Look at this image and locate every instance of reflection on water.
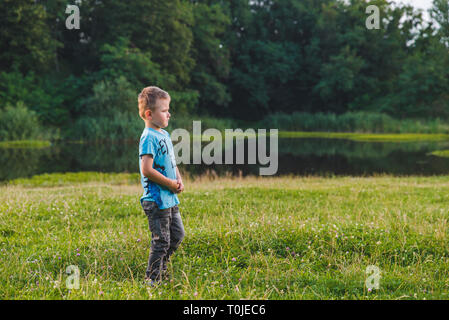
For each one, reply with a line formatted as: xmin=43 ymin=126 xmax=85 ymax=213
xmin=276 ymin=138 xmax=449 ymax=175
xmin=2 ymin=138 xmax=449 ymax=181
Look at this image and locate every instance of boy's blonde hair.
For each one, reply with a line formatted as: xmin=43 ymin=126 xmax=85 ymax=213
xmin=138 ymin=86 xmax=170 ymax=120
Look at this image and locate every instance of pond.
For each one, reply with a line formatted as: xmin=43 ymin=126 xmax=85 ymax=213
xmin=2 ymin=137 xmax=449 ymax=181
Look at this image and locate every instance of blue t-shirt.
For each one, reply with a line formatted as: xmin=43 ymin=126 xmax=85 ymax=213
xmin=139 ymin=127 xmax=179 ymax=209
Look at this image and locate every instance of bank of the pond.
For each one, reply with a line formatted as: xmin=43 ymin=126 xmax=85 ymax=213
xmin=0 ymin=140 xmax=51 ymax=148
xmin=1 ymin=172 xmax=448 ymax=299
xmin=2 ymin=132 xmax=447 ymax=149
xmin=278 ymin=132 xmax=449 ymax=142
xmin=429 ymin=150 xmax=449 ymax=158
xmin=196 ymin=131 xmax=449 ymax=143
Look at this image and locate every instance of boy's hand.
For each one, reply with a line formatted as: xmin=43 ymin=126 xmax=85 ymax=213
xmin=176 ymin=179 xmax=184 ymax=193
xmin=168 ymin=179 xmax=179 ymax=194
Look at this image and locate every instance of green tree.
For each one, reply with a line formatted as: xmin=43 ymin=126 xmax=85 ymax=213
xmin=392 ymin=39 xmax=449 ymax=118
xmin=190 ymin=1 xmax=232 ymax=114
xmin=314 ymin=46 xmax=364 ymax=113
xmin=431 ymin=0 xmax=449 ymax=47
xmin=225 ymin=0 xmax=315 ymax=119
xmin=97 ymin=37 xmax=168 ymax=89
xmin=0 ymin=0 xmax=59 ymax=73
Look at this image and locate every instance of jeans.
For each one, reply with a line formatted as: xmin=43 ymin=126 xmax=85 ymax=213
xmin=141 ymin=201 xmax=185 ymax=281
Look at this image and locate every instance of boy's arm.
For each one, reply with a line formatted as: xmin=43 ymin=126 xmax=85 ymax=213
xmin=141 ymin=155 xmax=179 ymax=193
xmin=176 ymin=167 xmax=184 ymax=193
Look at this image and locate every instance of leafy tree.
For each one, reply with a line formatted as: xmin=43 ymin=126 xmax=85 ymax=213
xmin=225 ymin=0 xmax=315 ymax=119
xmin=96 ymin=37 xmax=168 ymax=89
xmin=190 ymin=1 xmax=232 ymax=114
xmin=0 ymin=68 xmax=70 ymax=125
xmin=314 ymin=46 xmax=364 ymax=113
xmin=0 ymin=0 xmax=59 ymax=73
xmin=431 ymin=0 xmax=449 ymax=47
xmin=1 ymin=0 xmax=449 ymax=138
xmin=393 ymin=40 xmax=449 ymax=118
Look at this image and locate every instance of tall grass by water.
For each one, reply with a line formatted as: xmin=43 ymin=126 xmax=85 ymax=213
xmin=66 ymin=114 xmax=239 ymax=142
xmin=66 ymin=112 xmax=449 ymax=142
xmin=260 ymin=112 xmax=449 ymax=134
xmin=1 ymin=172 xmax=448 ymax=299
xmin=3 ymin=110 xmax=449 ymax=143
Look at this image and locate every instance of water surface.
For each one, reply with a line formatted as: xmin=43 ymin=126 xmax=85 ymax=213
xmin=2 ymin=138 xmax=449 ymax=181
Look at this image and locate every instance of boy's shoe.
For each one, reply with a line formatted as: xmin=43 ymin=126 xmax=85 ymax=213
xmin=162 ymin=269 xmax=171 ymax=281
xmin=144 ymin=277 xmax=160 ymax=288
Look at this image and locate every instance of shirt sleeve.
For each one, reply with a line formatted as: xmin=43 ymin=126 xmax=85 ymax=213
xmin=139 ymin=133 xmax=156 ymax=158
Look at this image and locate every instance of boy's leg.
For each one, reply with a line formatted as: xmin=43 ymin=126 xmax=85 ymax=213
xmin=142 ymin=201 xmax=171 ymax=282
xmin=162 ymin=205 xmax=185 ymax=273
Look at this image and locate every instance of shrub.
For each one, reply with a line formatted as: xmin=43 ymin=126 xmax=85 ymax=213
xmin=81 ymin=76 xmax=138 ymax=117
xmin=68 ymin=112 xmax=142 ymax=141
xmin=0 ymin=70 xmax=70 ymax=126
xmin=0 ymin=102 xmax=45 ymax=141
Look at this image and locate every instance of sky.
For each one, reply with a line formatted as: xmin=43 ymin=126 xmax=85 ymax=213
xmin=390 ymin=0 xmax=434 ymax=21
xmin=390 ymin=0 xmax=434 ymax=11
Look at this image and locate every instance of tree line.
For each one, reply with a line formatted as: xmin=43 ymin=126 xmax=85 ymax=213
xmin=1 ymin=0 xmax=449 ymax=140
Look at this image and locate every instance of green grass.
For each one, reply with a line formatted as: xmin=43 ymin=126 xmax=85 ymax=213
xmin=7 ymin=172 xmax=140 ymax=187
xmin=0 ymin=140 xmax=51 ymax=148
xmin=278 ymin=132 xmax=449 ymax=142
xmin=428 ymin=150 xmax=449 ymax=158
xmin=1 ymin=172 xmax=449 ymax=299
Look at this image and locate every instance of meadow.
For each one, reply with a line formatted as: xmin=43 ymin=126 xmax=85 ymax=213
xmin=1 ymin=172 xmax=448 ymax=299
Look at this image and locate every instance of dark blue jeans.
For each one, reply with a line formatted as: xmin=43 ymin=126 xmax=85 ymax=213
xmin=141 ymin=201 xmax=185 ymax=281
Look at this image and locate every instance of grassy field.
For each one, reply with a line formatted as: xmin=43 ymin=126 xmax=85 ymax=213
xmin=1 ymin=172 xmax=448 ymax=300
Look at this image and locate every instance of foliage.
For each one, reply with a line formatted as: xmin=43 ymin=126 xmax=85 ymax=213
xmin=0 ymin=0 xmax=449 ymax=140
xmin=190 ymin=2 xmax=232 ymax=112
xmin=96 ymin=37 xmax=169 ymax=89
xmin=0 ymin=0 xmax=59 ymax=73
xmin=81 ymin=76 xmax=138 ymax=118
xmin=0 ymin=102 xmax=45 ymax=141
xmin=431 ymin=0 xmax=449 ymax=47
xmin=0 ymin=69 xmax=70 ymax=125
xmin=68 ymin=112 xmax=142 ymax=141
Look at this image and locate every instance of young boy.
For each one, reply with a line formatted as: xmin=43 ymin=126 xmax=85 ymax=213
xmin=138 ymin=86 xmax=185 ymax=286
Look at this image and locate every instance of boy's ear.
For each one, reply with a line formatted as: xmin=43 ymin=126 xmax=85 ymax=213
xmin=145 ymin=109 xmax=152 ymax=120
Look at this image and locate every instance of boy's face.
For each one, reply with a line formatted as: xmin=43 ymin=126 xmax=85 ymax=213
xmin=149 ymin=98 xmax=171 ymax=128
